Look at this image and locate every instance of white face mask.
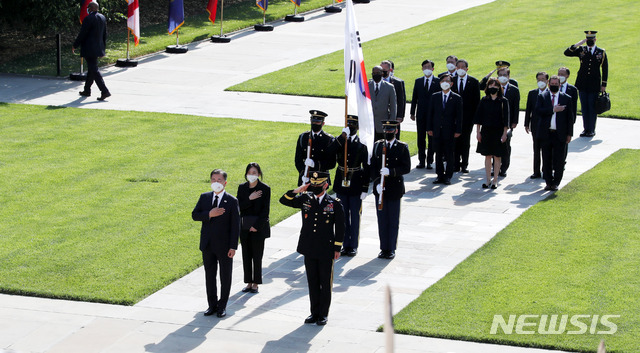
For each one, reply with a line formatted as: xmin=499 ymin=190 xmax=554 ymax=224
xmin=498 ymin=76 xmax=509 ymax=84
xmin=211 ymin=182 xmax=224 ymax=193
xmin=558 ymin=76 xmax=567 ymax=84
xmin=440 ymin=82 xmax=451 ymax=90
xmin=246 ymin=174 xmax=259 ymax=183
xmin=446 ymin=63 xmax=456 ymax=71
xmin=456 ymin=68 xmax=467 ymax=77
xmin=537 ymin=81 xmax=547 ymax=90
xmin=423 ymin=69 xmax=433 ymax=77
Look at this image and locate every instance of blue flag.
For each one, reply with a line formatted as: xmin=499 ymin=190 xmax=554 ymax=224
xmin=257 ymin=0 xmax=268 ymax=11
xmin=168 ymin=0 xmax=184 ymax=34
xmin=290 ymin=0 xmax=301 ymax=7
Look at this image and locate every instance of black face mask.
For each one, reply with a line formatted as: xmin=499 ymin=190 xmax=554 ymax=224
xmin=586 ymin=39 xmax=595 ymax=47
xmin=549 ymin=85 xmax=560 ymax=93
xmin=307 ymin=185 xmax=324 ymax=195
xmin=384 ymin=132 xmax=395 ymax=141
xmin=311 ymin=124 xmax=322 ymax=133
xmin=382 ymin=70 xmax=389 ymax=77
xmin=488 ymin=87 xmax=499 ymax=95
xmin=348 ymin=126 xmax=358 ymax=136
xmin=372 ymin=74 xmax=382 ymax=83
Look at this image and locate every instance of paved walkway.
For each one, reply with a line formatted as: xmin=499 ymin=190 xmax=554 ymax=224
xmin=1 ymin=0 xmax=638 ymax=352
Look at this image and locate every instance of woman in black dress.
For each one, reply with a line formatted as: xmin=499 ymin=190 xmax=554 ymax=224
xmin=237 ymin=163 xmax=270 ymax=293
xmin=475 ymin=77 xmax=510 ymax=189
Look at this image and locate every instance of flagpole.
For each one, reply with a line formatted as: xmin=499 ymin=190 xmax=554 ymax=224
xmin=211 ymin=0 xmax=231 ymax=42
xmin=255 ymin=2 xmax=274 ymax=31
xmin=343 ymin=95 xmax=349 ymax=186
xmin=285 ymin=1 xmax=304 ymax=22
xmin=219 ymin=0 xmax=224 ymax=37
xmin=384 ymin=285 xmax=394 ymax=353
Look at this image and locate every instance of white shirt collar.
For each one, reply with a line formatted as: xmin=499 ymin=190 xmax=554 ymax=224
xmin=212 ymin=190 xmax=226 ymax=204
xmin=315 ymin=193 xmax=325 ymax=204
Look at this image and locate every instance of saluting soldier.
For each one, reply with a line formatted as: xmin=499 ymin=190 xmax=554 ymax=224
xmin=295 ymin=110 xmax=337 ymax=185
xmin=564 ymin=30 xmax=608 ymax=137
xmin=371 ymin=121 xmax=411 ymax=259
xmin=280 ymin=171 xmax=345 ymax=326
xmin=333 ymin=115 xmax=370 ymax=257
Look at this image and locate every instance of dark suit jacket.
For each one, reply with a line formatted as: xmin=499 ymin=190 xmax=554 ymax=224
xmin=73 ymin=11 xmax=107 ymax=58
xmin=561 ymin=83 xmax=579 ymax=122
xmin=534 ymin=91 xmax=574 ymax=141
xmin=452 ymin=75 xmax=481 ymax=128
xmin=192 ymin=191 xmax=240 ymax=255
xmin=279 ymin=192 xmax=345 ymax=259
xmin=388 ymin=76 xmax=406 ymax=119
xmin=524 ymin=88 xmax=545 ymax=138
xmin=426 ymin=91 xmax=464 ymax=139
xmin=564 ymin=45 xmax=608 ymax=92
xmin=410 ymin=75 xmax=441 ymax=129
xmin=295 ymin=130 xmax=336 ymax=184
xmin=237 ymin=181 xmax=271 ymax=238
xmin=370 ymin=139 xmax=411 ymax=200
xmin=333 ymin=134 xmax=370 ymax=195
xmin=501 ymin=83 xmax=521 ymax=126
xmin=479 ymin=77 xmax=519 ymax=89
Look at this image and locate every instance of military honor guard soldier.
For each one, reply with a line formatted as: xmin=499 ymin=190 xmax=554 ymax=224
xmin=371 ymin=121 xmax=411 ymax=259
xmin=295 ymin=110 xmax=337 ymax=185
xmin=333 ymin=115 xmax=370 ymax=257
xmin=564 ymin=30 xmax=608 ymax=137
xmin=279 ymin=171 xmax=345 ymax=326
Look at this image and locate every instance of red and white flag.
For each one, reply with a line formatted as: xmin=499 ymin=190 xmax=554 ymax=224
xmin=127 ymin=0 xmax=140 ymax=46
xmin=344 ymin=0 xmax=374 ymax=160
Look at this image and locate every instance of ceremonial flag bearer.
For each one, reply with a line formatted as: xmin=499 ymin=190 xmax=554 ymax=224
xmin=295 ymin=110 xmax=337 ymax=185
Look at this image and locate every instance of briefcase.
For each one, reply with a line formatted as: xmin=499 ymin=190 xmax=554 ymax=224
xmin=595 ymin=92 xmax=611 ymax=114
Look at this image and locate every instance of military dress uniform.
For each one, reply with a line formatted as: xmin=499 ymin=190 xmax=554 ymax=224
xmin=564 ymin=31 xmax=608 ymax=136
xmin=295 ymin=110 xmax=337 ymax=186
xmin=333 ymin=115 xmax=370 ymax=256
xmin=371 ymin=121 xmax=411 ymax=259
xmin=279 ymin=172 xmax=345 ymax=325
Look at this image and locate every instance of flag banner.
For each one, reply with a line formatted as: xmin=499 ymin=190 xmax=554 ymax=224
xmin=206 ymin=0 xmax=218 ymax=25
xmin=344 ymin=0 xmax=374 ymax=160
xmin=290 ymin=0 xmax=301 ymax=7
xmin=79 ymin=0 xmax=90 ymax=23
xmin=127 ymin=0 xmax=140 ymax=45
xmin=168 ymin=0 xmax=184 ymax=34
xmin=257 ymin=0 xmax=268 ymax=11
xmin=336 ymin=0 xmax=343 ymax=2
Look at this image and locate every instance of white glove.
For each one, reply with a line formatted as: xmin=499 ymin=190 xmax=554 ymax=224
xmin=380 ymin=167 xmax=390 ymax=176
xmin=376 ymin=184 xmax=383 ymax=195
xmin=360 ymin=192 xmax=367 ymax=200
xmin=305 ymin=158 xmax=315 ymax=168
xmin=301 ymin=176 xmax=310 ymax=184
xmin=342 ymin=127 xmax=350 ymax=135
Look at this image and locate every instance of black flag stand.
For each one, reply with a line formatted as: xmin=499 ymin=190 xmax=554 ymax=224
xmin=255 ymin=8 xmax=273 ymax=31
xmin=284 ymin=3 xmax=304 ymax=22
xmin=116 ymin=29 xmax=138 ymax=67
xmin=325 ymin=0 xmax=342 ymax=13
xmin=353 ymin=0 xmax=370 ymax=3
xmin=69 ymin=57 xmax=87 ymax=81
xmin=166 ymin=29 xmax=189 ymax=53
xmin=211 ymin=0 xmax=231 ymax=43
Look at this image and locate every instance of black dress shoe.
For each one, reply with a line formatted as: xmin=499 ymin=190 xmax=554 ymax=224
xmin=250 ymin=288 xmax=259 ymax=294
xmin=550 ymin=185 xmax=559 ymax=191
xmin=499 ymin=172 xmax=507 ymax=177
xmin=482 ymin=183 xmax=490 ymax=189
xmin=79 ymin=90 xmax=91 ymax=97
xmin=491 ymin=184 xmax=498 ymax=189
xmin=304 ymin=315 xmax=318 ymax=324
xmin=377 ymin=251 xmax=388 ymax=259
xmin=444 ymin=178 xmax=451 ymax=185
xmin=204 ymin=308 xmax=216 ymax=316
xmin=216 ymin=309 xmax=226 ymax=318
xmin=530 ymin=173 xmax=541 ymax=179
xmin=580 ymin=130 xmax=587 ymax=137
xmin=97 ymin=92 xmax=111 ymax=101
xmin=432 ymin=178 xmax=443 ymax=184
xmin=544 ymin=185 xmax=553 ymax=191
xmin=316 ymin=317 xmax=328 ymax=325
xmin=242 ymin=286 xmax=252 ymax=293
xmin=386 ymin=251 xmax=395 ymax=259
xmin=416 ymin=163 xmax=425 ymax=169
xmin=347 ymin=248 xmax=357 ymax=257
xmin=460 ymin=169 xmax=469 ymax=173
xmin=340 ymin=248 xmax=348 ymax=256
xmin=587 ymin=132 xmax=595 ymax=137
xmin=426 ymin=164 xmax=433 ymax=170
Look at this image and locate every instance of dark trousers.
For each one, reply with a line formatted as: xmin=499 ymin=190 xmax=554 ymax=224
xmin=434 ymin=136 xmax=455 ymax=179
xmin=454 ymin=124 xmax=473 ymax=170
xmin=304 ymin=256 xmax=334 ymax=318
xmin=579 ymin=91 xmax=598 ymax=133
xmin=202 ymin=246 xmax=233 ymax=310
xmin=532 ymin=136 xmax=542 ymax=176
xmin=500 ymin=134 xmax=512 ymax=174
xmin=83 ymin=56 xmax=109 ymax=94
xmin=374 ymin=195 xmax=401 ymax=251
xmin=336 ymin=193 xmax=362 ymax=250
xmin=240 ymin=230 xmax=265 ymax=284
xmin=416 ymin=120 xmax=434 ymax=165
xmin=541 ymin=131 xmax=567 ymax=187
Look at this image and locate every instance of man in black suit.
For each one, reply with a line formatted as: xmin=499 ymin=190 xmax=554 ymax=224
xmin=381 ymin=60 xmax=406 ymax=139
xmin=72 ymin=1 xmax=111 ymax=101
xmin=192 ymin=169 xmax=240 ymax=318
xmin=535 ymin=76 xmax=574 ymax=191
xmin=333 ymin=115 xmax=370 ymax=257
xmin=564 ymin=30 xmax=608 ymax=137
xmin=558 ymin=67 xmax=579 ymax=123
xmin=451 ymin=59 xmax=480 ymax=174
xmin=438 ymin=55 xmax=458 ymax=78
xmin=495 ymin=65 xmax=520 ymax=177
xmin=280 ymin=171 xmax=345 ymax=326
xmin=295 ymin=110 xmax=336 ymax=186
xmin=427 ymin=73 xmax=463 ymax=185
xmin=524 ymin=72 xmax=549 ymax=179
xmin=370 ymin=121 xmax=411 ymax=259
xmin=410 ymin=59 xmax=441 ymax=169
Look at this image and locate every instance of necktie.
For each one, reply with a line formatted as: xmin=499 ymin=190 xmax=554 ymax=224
xmin=552 ymin=94 xmax=556 ymax=106
xmin=459 ymin=79 xmax=463 ymax=92
xmin=442 ymin=94 xmax=447 ymax=109
xmin=213 ymin=195 xmax=219 ymax=208
xmin=375 ymin=84 xmax=379 ymax=95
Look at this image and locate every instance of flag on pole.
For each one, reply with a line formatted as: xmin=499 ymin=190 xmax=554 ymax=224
xmin=257 ymin=0 xmax=268 ymax=11
xmin=206 ymin=0 xmax=218 ymax=25
xmin=290 ymin=0 xmax=301 ymax=6
xmin=168 ymin=0 xmax=184 ymax=34
xmin=127 ymin=0 xmax=140 ymax=46
xmin=336 ymin=0 xmax=343 ymax=2
xmin=79 ymin=0 xmax=91 ymax=23
xmin=344 ymin=0 xmax=374 ymax=160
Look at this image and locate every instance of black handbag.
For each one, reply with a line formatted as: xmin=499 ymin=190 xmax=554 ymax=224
xmin=241 ymin=215 xmax=259 ymax=231
xmin=595 ymin=91 xmax=611 ymax=114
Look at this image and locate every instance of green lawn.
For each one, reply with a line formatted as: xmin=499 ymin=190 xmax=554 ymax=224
xmin=0 ymin=0 xmax=336 ymax=76
xmin=393 ymin=149 xmax=640 ymax=352
xmin=228 ymin=0 xmax=640 ymax=119
xmin=0 ymin=103 xmax=416 ymax=304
